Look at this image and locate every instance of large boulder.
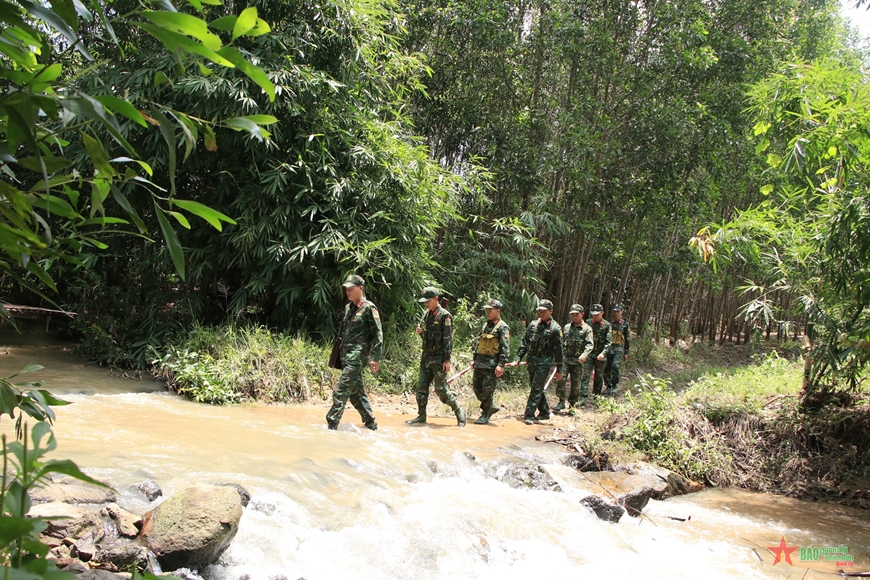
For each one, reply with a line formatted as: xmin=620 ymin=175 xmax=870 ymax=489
xmin=139 ymin=485 xmax=243 ymax=571
xmin=30 ymin=482 xmax=115 ymax=505
xmin=28 ymin=502 xmax=104 ymax=541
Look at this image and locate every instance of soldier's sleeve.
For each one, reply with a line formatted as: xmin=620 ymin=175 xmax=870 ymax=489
xmin=442 ymin=312 xmax=453 ymax=362
xmin=603 ymin=323 xmax=612 ymax=355
xmin=516 ymin=323 xmax=530 ymax=361
xmin=498 ymin=323 xmax=510 ymax=367
xmin=368 ymin=305 xmax=384 ymax=362
xmin=582 ymin=327 xmax=594 ymax=358
xmin=553 ymin=324 xmax=564 ymax=369
xmin=624 ymin=322 xmax=630 ymax=354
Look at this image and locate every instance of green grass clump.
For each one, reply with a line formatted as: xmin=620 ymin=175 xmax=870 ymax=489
xmin=153 ymin=325 xmax=332 ymax=404
xmin=684 ymin=351 xmax=802 ymax=420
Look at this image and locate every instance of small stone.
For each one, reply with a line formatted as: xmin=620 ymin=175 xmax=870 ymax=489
xmin=619 ymin=486 xmax=655 ymax=517
xmin=579 ymin=496 xmax=625 ymax=523
xmin=101 ymin=502 xmax=142 ymax=537
xmin=93 ymin=543 xmax=149 ymax=571
xmin=133 ymin=481 xmax=162 ymax=502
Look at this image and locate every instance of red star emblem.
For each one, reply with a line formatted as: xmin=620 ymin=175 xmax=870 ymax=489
xmin=768 ymin=536 xmax=799 ymax=566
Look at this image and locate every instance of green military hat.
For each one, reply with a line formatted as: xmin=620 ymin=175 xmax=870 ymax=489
xmin=569 ymin=303 xmax=585 ymax=314
xmin=342 ymin=274 xmax=365 ymax=288
xmin=417 ymin=286 xmax=440 ymax=302
xmin=536 ymin=299 xmax=554 ymax=311
xmin=612 ymin=303 xmax=624 ymax=312
xmin=590 ymin=303 xmax=604 ymax=314
xmin=483 ymin=298 xmax=503 ymax=310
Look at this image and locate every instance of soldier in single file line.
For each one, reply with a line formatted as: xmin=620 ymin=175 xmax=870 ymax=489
xmin=604 ymin=303 xmax=630 ymax=396
xmin=515 ymin=299 xmax=563 ymax=425
xmin=580 ymin=303 xmax=611 ymax=401
xmin=470 ymin=298 xmax=510 ymax=424
xmin=555 ymin=303 xmax=594 ymax=414
xmin=326 ymin=275 xmax=383 ymax=431
xmin=406 ymin=286 xmax=467 ymax=426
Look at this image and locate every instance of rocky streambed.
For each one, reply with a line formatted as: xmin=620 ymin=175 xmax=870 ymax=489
xmin=31 ymin=450 xmax=702 ymax=579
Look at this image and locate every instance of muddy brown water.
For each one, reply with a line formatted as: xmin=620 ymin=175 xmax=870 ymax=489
xmin=1 ymin=345 xmax=867 ymax=579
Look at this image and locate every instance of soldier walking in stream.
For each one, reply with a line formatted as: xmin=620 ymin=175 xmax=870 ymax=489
xmin=515 ymin=299 xmax=563 ymax=425
xmin=580 ymin=303 xmax=611 ymax=402
xmin=326 ymin=275 xmax=383 ymax=431
xmin=554 ymin=304 xmax=594 ymax=414
xmin=604 ymin=303 xmax=630 ymax=396
xmin=470 ymin=298 xmax=510 ymax=424
xmin=406 ymin=287 xmax=467 ymax=426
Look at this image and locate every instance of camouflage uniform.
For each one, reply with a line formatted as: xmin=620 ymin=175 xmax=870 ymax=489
xmin=581 ymin=305 xmax=612 ymax=398
xmin=557 ymin=315 xmax=594 ymax=408
xmin=326 ymin=293 xmax=383 ymax=429
xmin=410 ymin=288 xmax=464 ymax=425
xmin=471 ymin=301 xmax=510 ymax=424
xmin=516 ymin=301 xmax=564 ymax=422
xmin=604 ymin=306 xmax=630 ymax=395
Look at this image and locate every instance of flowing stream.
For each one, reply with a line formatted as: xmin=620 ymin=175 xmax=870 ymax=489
xmin=1 ymin=345 xmax=868 ymax=579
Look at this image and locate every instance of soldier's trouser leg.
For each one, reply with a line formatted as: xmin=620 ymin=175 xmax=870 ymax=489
xmin=554 ymin=376 xmax=568 ymax=404
xmin=430 ymin=361 xmax=459 ymax=411
xmin=581 ymin=359 xmax=594 ymax=398
xmin=606 ymin=348 xmax=623 ymax=392
xmin=414 ymin=362 xmax=435 ymax=417
xmin=348 ymin=387 xmax=375 ymax=424
xmin=327 ymin=363 xmax=364 ymax=427
xmin=591 ymin=357 xmax=606 ymax=395
xmin=472 ymin=369 xmax=497 ymax=416
xmin=566 ymin=364 xmax=582 ymax=405
xmin=524 ymin=365 xmax=551 ymax=420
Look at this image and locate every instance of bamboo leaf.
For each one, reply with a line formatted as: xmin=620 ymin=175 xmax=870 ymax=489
xmin=232 ymin=7 xmax=257 ymax=40
xmin=172 ymin=199 xmax=236 ymax=230
xmin=155 ymin=205 xmax=185 ymax=280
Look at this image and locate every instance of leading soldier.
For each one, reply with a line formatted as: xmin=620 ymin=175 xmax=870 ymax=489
xmin=554 ymin=304 xmax=594 ymax=414
xmin=604 ymin=303 xmax=630 ymax=395
xmin=406 ymin=287 xmax=467 ymax=427
xmin=326 ymin=275 xmax=383 ymax=431
xmin=580 ymin=303 xmax=611 ymax=401
xmin=470 ymin=298 xmax=510 ymax=425
xmin=515 ymin=299 xmax=563 ymax=425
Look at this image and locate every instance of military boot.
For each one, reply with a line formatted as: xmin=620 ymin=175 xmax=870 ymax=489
xmin=553 ymin=400 xmax=566 ymax=412
xmin=455 ymin=407 xmax=467 ymax=427
xmin=365 ymin=419 xmax=378 ymax=431
xmin=407 ymin=397 xmax=428 ymax=424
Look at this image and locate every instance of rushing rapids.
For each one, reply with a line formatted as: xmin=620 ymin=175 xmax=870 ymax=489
xmin=1 ymin=345 xmax=867 ymax=579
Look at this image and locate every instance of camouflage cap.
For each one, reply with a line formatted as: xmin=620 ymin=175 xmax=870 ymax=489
xmin=569 ymin=303 xmax=585 ymax=314
xmin=342 ymin=274 xmax=365 ymax=288
xmin=417 ymin=286 xmax=440 ymax=302
xmin=612 ymin=303 xmax=624 ymax=312
xmin=590 ymin=303 xmax=604 ymax=314
xmin=536 ymin=299 xmax=554 ymax=311
xmin=483 ymin=298 xmax=503 ymax=310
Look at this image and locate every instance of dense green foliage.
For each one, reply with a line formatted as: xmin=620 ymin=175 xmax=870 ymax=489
xmin=705 ymin=57 xmax=870 ymax=396
xmin=0 ymin=0 xmax=277 ymax=317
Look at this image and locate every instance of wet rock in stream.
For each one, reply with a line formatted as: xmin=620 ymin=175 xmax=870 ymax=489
xmin=133 ymin=480 xmax=163 ymax=502
xmin=140 ymin=485 xmax=243 ymax=571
